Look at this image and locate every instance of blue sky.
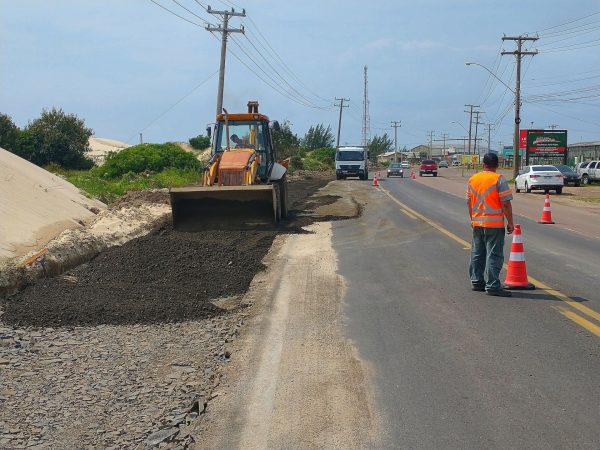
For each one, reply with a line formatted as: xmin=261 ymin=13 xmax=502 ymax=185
xmin=1 ymin=0 xmax=599 ymax=150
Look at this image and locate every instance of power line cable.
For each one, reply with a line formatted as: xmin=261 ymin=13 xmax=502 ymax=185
xmin=228 ymin=34 xmax=334 ymax=110
xmin=126 ymin=69 xmax=219 ymax=143
xmin=539 ymin=37 xmax=600 ymax=51
xmin=242 ymin=17 xmax=332 ymax=103
xmin=170 ymin=0 xmax=212 ymax=24
xmin=148 ymin=0 xmax=205 ymax=27
xmin=239 ymin=33 xmax=331 ymax=108
xmin=213 ymin=32 xmax=333 ymax=111
xmin=533 ymin=11 xmax=600 ymax=34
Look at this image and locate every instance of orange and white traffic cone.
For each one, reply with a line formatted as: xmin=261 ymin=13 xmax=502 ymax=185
xmin=504 ymin=224 xmax=535 ymax=290
xmin=538 ymin=193 xmax=555 ymax=224
xmin=410 ymin=169 xmax=415 ymax=179
xmin=372 ymin=174 xmax=379 ymax=187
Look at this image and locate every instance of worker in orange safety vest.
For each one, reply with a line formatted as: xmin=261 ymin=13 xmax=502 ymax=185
xmin=467 ymin=153 xmax=514 ymax=297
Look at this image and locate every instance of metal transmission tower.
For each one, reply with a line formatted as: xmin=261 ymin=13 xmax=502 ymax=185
xmin=464 ymin=104 xmax=479 ymax=154
xmin=206 ymin=6 xmax=246 ymax=116
xmin=501 ymin=34 xmax=538 ymax=179
xmin=335 ymin=97 xmax=350 ymax=148
xmin=362 ymin=66 xmax=371 ymax=147
xmin=391 ymin=121 xmax=401 ymax=162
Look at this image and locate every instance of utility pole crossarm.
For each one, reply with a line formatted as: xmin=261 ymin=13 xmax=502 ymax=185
xmin=502 ymin=36 xmax=538 ymax=41
xmin=207 ymin=6 xmax=247 ymax=16
xmin=501 ymin=51 xmax=538 ymax=56
xmin=205 ymin=25 xmax=245 ymax=33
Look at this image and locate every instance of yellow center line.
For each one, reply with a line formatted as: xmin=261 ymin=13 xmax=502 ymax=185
xmin=379 ymin=186 xmax=600 ymax=337
xmin=554 ymin=306 xmax=600 ymax=336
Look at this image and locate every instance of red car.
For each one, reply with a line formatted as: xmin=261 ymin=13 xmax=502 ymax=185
xmin=419 ymin=160 xmax=438 ymax=177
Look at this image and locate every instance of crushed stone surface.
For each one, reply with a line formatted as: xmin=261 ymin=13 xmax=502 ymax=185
xmin=0 ymin=172 xmax=338 ymax=449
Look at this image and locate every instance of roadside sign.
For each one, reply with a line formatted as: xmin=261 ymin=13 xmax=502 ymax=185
xmin=525 ymin=130 xmax=568 ymax=164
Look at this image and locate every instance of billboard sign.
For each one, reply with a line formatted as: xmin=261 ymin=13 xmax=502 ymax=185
xmin=526 ymin=130 xmax=567 ymax=157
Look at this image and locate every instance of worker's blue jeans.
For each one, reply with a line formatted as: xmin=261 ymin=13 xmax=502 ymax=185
xmin=469 ymin=226 xmax=505 ymax=291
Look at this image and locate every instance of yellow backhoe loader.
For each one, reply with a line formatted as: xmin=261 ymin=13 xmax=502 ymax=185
xmin=170 ymin=101 xmax=288 ymax=230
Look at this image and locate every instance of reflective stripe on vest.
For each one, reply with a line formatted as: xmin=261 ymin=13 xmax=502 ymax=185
xmin=468 ymin=172 xmax=505 ymax=228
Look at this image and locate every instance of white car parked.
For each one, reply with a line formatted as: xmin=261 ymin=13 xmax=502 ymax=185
xmin=515 ymin=165 xmax=564 ymax=194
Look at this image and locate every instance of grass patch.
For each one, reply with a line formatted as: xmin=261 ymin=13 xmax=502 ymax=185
xmin=573 ymin=196 xmax=600 ymax=204
xmin=51 ymin=167 xmax=202 ymax=204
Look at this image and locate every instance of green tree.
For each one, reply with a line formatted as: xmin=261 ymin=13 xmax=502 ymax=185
xmin=367 ymin=133 xmax=394 ymax=163
xmin=272 ymin=120 xmax=300 ymax=159
xmin=302 ymin=124 xmax=334 ymax=150
xmin=0 ymin=113 xmax=19 ymax=151
xmin=189 ymin=134 xmax=211 ymax=150
xmin=22 ymin=108 xmax=94 ymax=169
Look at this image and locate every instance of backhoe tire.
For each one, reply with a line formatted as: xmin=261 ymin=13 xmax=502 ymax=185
xmin=278 ymin=176 xmax=289 ymax=219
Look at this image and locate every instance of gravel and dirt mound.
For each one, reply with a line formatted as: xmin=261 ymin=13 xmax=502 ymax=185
xmin=1 ymin=173 xmax=335 ymax=328
xmin=2 ymin=228 xmax=276 ymax=327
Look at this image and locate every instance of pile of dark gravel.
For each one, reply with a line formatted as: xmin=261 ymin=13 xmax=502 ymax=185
xmin=1 ymin=174 xmax=335 ymax=328
xmin=2 ymin=228 xmax=276 ymax=327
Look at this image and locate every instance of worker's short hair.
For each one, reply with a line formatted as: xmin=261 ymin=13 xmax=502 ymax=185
xmin=483 ymin=153 xmax=499 ymax=167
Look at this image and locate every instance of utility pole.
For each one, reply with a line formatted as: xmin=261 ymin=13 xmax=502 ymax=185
xmin=362 ymin=66 xmax=370 ymax=147
xmin=139 ymin=133 xmax=143 ymax=145
xmin=502 ymin=34 xmax=538 ymax=178
xmin=206 ymin=6 xmax=246 ymax=116
xmin=427 ymin=131 xmax=435 ymax=158
xmin=391 ymin=120 xmax=401 ymax=162
xmin=334 ymin=97 xmax=350 ymax=148
xmin=464 ymin=104 xmax=479 ymax=154
xmin=440 ymin=133 xmax=449 ymax=156
xmin=486 ymin=123 xmax=492 ymax=152
xmin=473 ymin=111 xmax=484 ymax=156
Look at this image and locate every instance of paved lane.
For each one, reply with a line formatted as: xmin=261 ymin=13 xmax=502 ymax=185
xmin=333 ymin=179 xmax=600 ymax=449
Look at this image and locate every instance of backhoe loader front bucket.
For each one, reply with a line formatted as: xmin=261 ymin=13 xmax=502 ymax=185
xmin=169 ymin=185 xmax=277 ymax=231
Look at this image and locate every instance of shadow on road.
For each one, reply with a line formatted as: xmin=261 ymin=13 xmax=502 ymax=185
xmin=508 ymin=291 xmax=591 ymax=304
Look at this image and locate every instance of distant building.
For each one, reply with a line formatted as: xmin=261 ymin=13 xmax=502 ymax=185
xmin=568 ymin=141 xmax=600 ymax=162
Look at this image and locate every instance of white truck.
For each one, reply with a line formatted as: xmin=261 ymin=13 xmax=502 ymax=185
xmin=576 ymin=160 xmax=600 ymax=185
xmin=335 ymin=146 xmax=369 ymax=180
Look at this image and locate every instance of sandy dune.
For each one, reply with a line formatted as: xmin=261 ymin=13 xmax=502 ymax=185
xmin=0 ymin=147 xmax=105 ymax=261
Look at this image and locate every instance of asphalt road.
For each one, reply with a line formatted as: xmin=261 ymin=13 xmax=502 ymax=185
xmin=333 ymin=178 xmax=600 ymax=449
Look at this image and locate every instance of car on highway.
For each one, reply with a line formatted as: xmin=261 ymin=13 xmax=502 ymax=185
xmin=515 ymin=165 xmax=564 ymax=194
xmin=419 ymin=160 xmax=438 ymax=177
xmin=554 ymin=164 xmax=581 ymax=187
xmin=452 ymin=160 xmax=460 ymax=167
xmin=438 ymin=160 xmax=449 ymax=168
xmin=400 ymin=161 xmax=410 ymax=169
xmin=386 ymin=163 xmax=404 ymax=178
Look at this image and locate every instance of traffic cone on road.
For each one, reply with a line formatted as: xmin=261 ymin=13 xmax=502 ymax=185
xmin=372 ymin=174 xmax=379 ymax=187
xmin=504 ymin=224 xmax=535 ymax=290
xmin=410 ymin=169 xmax=416 ymax=179
xmin=538 ymin=194 xmax=555 ymax=224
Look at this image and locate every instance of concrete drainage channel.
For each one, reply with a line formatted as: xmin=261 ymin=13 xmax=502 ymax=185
xmin=0 ymin=173 xmax=357 ymax=449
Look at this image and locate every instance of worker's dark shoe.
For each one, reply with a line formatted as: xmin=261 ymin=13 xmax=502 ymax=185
xmin=471 ymin=285 xmax=485 ymax=291
xmin=486 ymin=289 xmax=512 ymax=297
